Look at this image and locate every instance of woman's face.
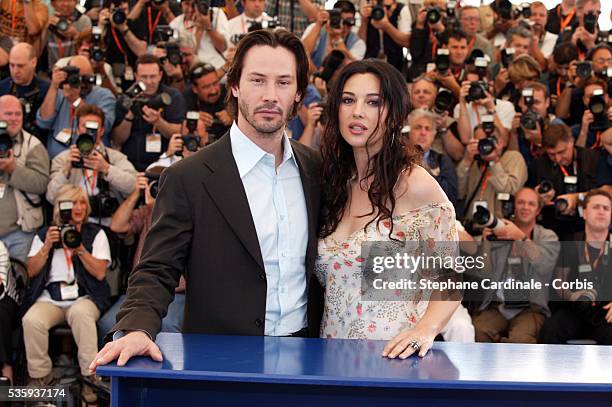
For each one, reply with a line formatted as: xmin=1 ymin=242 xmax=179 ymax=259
xmin=338 ymin=73 xmax=388 ymax=151
xmin=71 ymin=197 xmax=88 ymax=224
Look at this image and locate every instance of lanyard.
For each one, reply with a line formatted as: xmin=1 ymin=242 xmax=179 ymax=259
xmin=467 ymin=35 xmax=475 ymax=51
xmin=429 ymin=28 xmax=437 ymax=58
xmin=592 ymin=132 xmax=602 ymax=149
xmin=556 ymin=77 xmax=563 ymax=97
xmin=584 ymin=241 xmax=605 ymax=270
xmin=147 ymin=6 xmax=163 ymax=44
xmin=63 ymin=247 xmax=74 ymax=282
xmin=479 ymin=163 xmax=491 ymax=200
xmin=558 ymin=8 xmax=576 ymax=32
xmin=82 ymin=168 xmax=98 ymax=194
xmin=11 ymin=0 xmax=18 ymax=31
xmin=57 ymin=38 xmax=65 ymax=59
xmin=110 ymin=26 xmax=126 ymax=56
xmin=559 ymin=160 xmax=577 ymax=177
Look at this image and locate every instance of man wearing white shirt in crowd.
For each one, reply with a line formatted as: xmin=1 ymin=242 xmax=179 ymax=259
xmin=170 ymin=1 xmax=230 ymax=70
xmin=227 ymin=0 xmax=274 ymax=45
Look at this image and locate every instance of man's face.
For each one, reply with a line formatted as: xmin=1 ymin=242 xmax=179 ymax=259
xmin=340 ymin=12 xmax=355 ymax=38
xmin=243 ymin=0 xmax=265 ymax=18
xmin=510 ymin=35 xmax=531 ymax=57
xmin=529 ymin=5 xmax=548 ymax=33
xmin=591 ymin=48 xmax=612 ymax=74
xmin=382 ymin=0 xmax=395 ymax=17
xmin=78 ymin=40 xmax=92 ymax=59
xmin=583 ymin=195 xmax=612 ymax=233
xmin=514 ymin=189 xmax=540 ymax=224
xmin=77 ymin=114 xmax=104 ymax=145
xmin=460 ymin=9 xmax=480 ymax=36
xmin=181 ymin=0 xmax=195 ymax=20
xmin=545 ymin=140 xmax=574 ymax=167
xmin=583 ymin=84 xmax=607 ymax=107
xmin=136 ymin=63 xmax=163 ymax=96
xmin=410 ymin=79 xmax=436 ymax=109
xmin=193 ymin=71 xmax=222 ymax=104
xmin=52 ymin=0 xmax=78 ymax=17
xmin=519 ymin=88 xmax=549 ymax=117
xmin=447 ymin=37 xmax=468 ymax=66
xmin=232 ymin=45 xmax=301 ymax=136
xmin=181 ymin=47 xmax=195 ymax=71
xmin=408 ymin=116 xmax=435 ymax=151
xmin=9 ymin=50 xmax=36 ymax=86
xmin=554 ymin=62 xmax=570 ymax=81
xmin=0 ymin=100 xmax=23 ymax=137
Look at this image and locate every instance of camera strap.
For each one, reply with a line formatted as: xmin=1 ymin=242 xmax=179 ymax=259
xmin=479 ymin=163 xmax=492 ymax=200
xmin=429 ymin=28 xmax=437 ymax=59
xmin=82 ymin=168 xmax=98 ymax=196
xmin=110 ymin=26 xmax=126 ymax=56
xmin=62 ymin=246 xmax=75 ymax=282
xmin=462 ymin=164 xmax=489 ymax=219
xmin=584 ymin=241 xmax=606 ymax=271
xmin=558 ymin=8 xmax=575 ymax=32
xmin=147 ymin=6 xmax=163 ymax=44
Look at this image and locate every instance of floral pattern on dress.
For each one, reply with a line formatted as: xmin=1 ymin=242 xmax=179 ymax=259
xmin=315 ymin=202 xmax=458 ymax=340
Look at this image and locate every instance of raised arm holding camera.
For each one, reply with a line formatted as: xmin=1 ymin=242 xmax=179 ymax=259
xmin=44 ymin=0 xmax=92 ymax=69
xmin=573 ymin=77 xmax=611 ymax=148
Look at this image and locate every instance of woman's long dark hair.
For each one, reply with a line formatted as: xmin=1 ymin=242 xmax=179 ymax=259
xmin=319 ymin=59 xmax=419 ymax=239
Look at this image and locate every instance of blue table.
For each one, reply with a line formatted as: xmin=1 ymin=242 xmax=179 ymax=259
xmin=97 ymin=333 xmax=612 ymax=406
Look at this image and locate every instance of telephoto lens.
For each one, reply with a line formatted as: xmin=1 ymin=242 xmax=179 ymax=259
xmin=433 ymin=89 xmax=454 ymax=114
xmin=426 ymin=7 xmax=441 ymax=24
xmin=478 ymin=137 xmax=497 ymax=156
xmin=72 ymin=121 xmax=99 ymax=168
xmin=539 ymin=180 xmax=553 ymax=194
xmin=112 ymin=8 xmax=127 ymax=25
xmin=370 ymin=1 xmax=385 ymax=21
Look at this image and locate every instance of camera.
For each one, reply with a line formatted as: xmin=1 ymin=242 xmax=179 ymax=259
xmin=151 ymin=0 xmax=166 ymax=6
xmin=589 ymin=88 xmax=609 ymax=131
xmin=497 ymin=0 xmax=513 ymax=20
xmin=179 ymin=111 xmax=201 ymax=155
xmin=124 ymin=81 xmax=146 ymax=98
xmin=554 ymin=197 xmax=570 ymax=214
xmin=60 ymin=65 xmax=82 ymax=88
xmin=328 ymin=8 xmax=342 ymax=29
xmin=112 ymin=8 xmax=127 ymax=25
xmin=144 ymin=171 xmax=161 ymax=200
xmin=316 ymin=97 xmax=328 ymax=126
xmin=315 ymin=50 xmax=345 ymax=83
xmin=154 ymin=25 xmax=175 ymax=43
xmin=435 ymin=48 xmax=450 ymax=74
xmin=466 ymin=48 xmax=485 ymax=66
xmin=90 ymin=190 xmax=119 ymax=218
xmin=498 ymin=192 xmax=515 ymax=219
xmin=446 ymin=0 xmax=460 ymax=31
xmin=539 ymin=180 xmax=554 ymax=194
xmin=131 ymin=92 xmax=173 ymax=118
xmin=478 ymin=136 xmax=497 ymax=157
xmin=501 ymin=47 xmax=515 ymax=68
xmin=248 ymin=18 xmax=278 ymax=32
xmin=466 ymin=81 xmax=488 ymax=103
xmin=72 ymin=121 xmax=99 ymax=169
xmin=434 ymin=89 xmax=454 ymax=114
xmin=520 ymin=88 xmax=540 ymax=131
xmin=474 ymin=57 xmax=489 ymax=79
xmin=55 ymin=18 xmax=70 ymax=33
xmin=583 ymin=11 xmax=598 ymax=34
xmin=515 ymin=2 xmax=530 ymax=19
xmin=481 ymin=114 xmax=495 ymax=137
xmin=0 ymin=121 xmax=12 ymax=159
xmin=91 ymin=26 xmax=105 ymax=62
xmin=162 ymin=41 xmax=182 ymax=66
xmin=563 ymin=175 xmax=578 ymax=194
xmin=371 ymin=0 xmax=385 ymax=21
xmin=55 ymin=201 xmax=82 ymax=250
xmin=576 ymin=61 xmax=592 ymax=79
xmin=426 ymin=7 xmax=442 ymax=25
xmin=473 ymin=204 xmax=503 ymax=232
xmin=196 ymin=0 xmax=225 ymax=15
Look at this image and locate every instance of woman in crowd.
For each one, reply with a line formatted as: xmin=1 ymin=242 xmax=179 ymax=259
xmin=316 ymin=59 xmax=460 ymax=359
xmin=23 ymin=185 xmax=111 ymax=402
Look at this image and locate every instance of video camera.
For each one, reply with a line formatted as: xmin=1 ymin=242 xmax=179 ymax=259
xmin=118 ymin=81 xmax=173 ymax=118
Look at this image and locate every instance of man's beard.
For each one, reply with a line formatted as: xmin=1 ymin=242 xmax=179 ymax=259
xmin=238 ymin=99 xmax=290 ymax=136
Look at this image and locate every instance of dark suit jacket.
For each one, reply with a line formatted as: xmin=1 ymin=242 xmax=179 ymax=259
xmin=109 ymin=132 xmax=324 ymax=340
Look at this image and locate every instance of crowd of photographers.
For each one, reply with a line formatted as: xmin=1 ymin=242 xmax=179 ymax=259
xmin=0 ymin=0 xmax=610 ymax=400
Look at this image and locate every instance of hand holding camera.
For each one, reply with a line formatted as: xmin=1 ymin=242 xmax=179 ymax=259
xmin=64 ymin=145 xmax=82 ymax=176
xmin=316 ymin=9 xmax=329 ymax=27
xmin=51 ymin=67 xmax=69 ymax=89
xmin=463 ymin=138 xmax=479 ymax=165
xmin=43 ymin=227 xmax=62 ymax=252
xmin=166 ymin=133 xmax=185 ymax=156
xmin=83 ymin=151 xmax=110 ymax=174
xmin=306 ymin=102 xmax=324 ymax=127
xmin=215 ymin=110 xmax=233 ymax=127
xmin=142 ymin=105 xmax=162 ymax=125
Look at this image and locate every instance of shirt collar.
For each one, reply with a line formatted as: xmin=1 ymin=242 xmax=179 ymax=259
xmin=229 ymin=122 xmax=296 ymax=178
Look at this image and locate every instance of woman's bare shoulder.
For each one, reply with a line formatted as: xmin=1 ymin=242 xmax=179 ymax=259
xmin=395 ymin=165 xmax=450 ymax=212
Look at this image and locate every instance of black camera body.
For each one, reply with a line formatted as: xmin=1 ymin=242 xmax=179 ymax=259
xmin=466 ymin=81 xmax=488 ymax=103
xmin=196 ymin=0 xmax=225 ymax=15
xmin=55 ymin=201 xmax=82 ymax=250
xmin=90 ymin=192 xmax=119 ymax=218
xmin=435 ymin=49 xmax=450 ymax=74
xmin=72 ymin=121 xmax=99 ymax=169
xmin=178 ymin=111 xmax=201 ymax=155
xmin=328 ymin=8 xmax=342 ymax=29
xmin=433 ymin=89 xmax=454 ymax=114
xmin=583 ymin=11 xmax=598 ymax=34
xmin=315 ymin=50 xmax=345 ymax=83
xmin=520 ymin=88 xmax=541 ymax=131
xmin=55 ymin=18 xmax=70 ymax=33
xmin=248 ymin=18 xmax=279 ymax=32
xmin=478 ymin=136 xmax=497 ymax=157
xmin=61 ymin=66 xmax=82 ymax=88
xmin=498 ymin=192 xmax=515 ymax=220
xmin=91 ymin=26 xmax=105 ymax=62
xmin=497 ymin=0 xmax=513 ymax=20
xmin=371 ymin=0 xmax=385 ymax=21
xmin=0 ymin=121 xmax=12 ymax=159
xmin=143 ymin=171 xmax=161 ymax=201
xmin=576 ymin=61 xmax=592 ymax=80
xmin=426 ymin=7 xmax=442 ymax=25
xmin=501 ymin=47 xmax=515 ymax=68
xmin=130 ymin=92 xmax=173 ymax=118
xmin=589 ymin=88 xmax=609 ymax=131
xmin=515 ymin=2 xmax=531 ymax=19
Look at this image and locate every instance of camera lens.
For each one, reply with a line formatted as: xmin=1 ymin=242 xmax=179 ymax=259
xmin=539 ymin=180 xmax=553 ymax=194
xmin=62 ymin=227 xmax=82 ymax=249
xmin=521 ymin=111 xmax=539 ymax=130
xmin=434 ymin=90 xmax=454 ymax=114
xmin=182 ymin=135 xmax=200 ymax=152
xmin=112 ymin=9 xmax=127 ymax=25
xmin=478 ymin=137 xmax=496 ymax=156
xmin=554 ymin=198 xmax=568 ymax=213
xmin=426 ymin=7 xmax=441 ymax=24
xmin=371 ymin=5 xmax=385 ymax=21
xmin=56 ymin=19 xmax=69 ymax=32
xmin=76 ymin=134 xmax=95 ymax=156
xmin=0 ymin=124 xmax=13 ymax=159
xmin=467 ymin=82 xmax=486 ymax=102
xmin=149 ymin=180 xmax=159 ymax=198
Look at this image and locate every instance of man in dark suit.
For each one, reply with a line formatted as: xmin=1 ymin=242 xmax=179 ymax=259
xmin=90 ymin=29 xmax=323 ymax=370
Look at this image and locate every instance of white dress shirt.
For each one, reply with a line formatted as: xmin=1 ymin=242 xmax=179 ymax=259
xmin=229 ymin=123 xmax=309 ymax=336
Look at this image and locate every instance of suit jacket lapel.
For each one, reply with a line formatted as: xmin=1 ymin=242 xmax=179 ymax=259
xmin=200 ymin=134 xmax=265 ymax=271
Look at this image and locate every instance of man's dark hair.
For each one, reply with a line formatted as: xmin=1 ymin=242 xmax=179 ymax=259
xmin=333 ymin=0 xmax=356 ymax=14
xmin=542 ymin=123 xmax=573 ymax=148
xmin=135 ymin=54 xmax=163 ymax=73
xmin=225 ymin=29 xmax=309 ymax=118
xmin=444 ymin=28 xmax=468 ymax=45
xmin=582 ymin=76 xmax=608 ymax=94
xmin=553 ymin=42 xmax=579 ymax=65
xmin=582 ymin=188 xmax=612 ymax=209
xmin=75 ymin=103 xmax=105 ymax=125
xmin=190 ymin=62 xmax=217 ymax=84
xmin=587 ymin=43 xmax=612 ymax=62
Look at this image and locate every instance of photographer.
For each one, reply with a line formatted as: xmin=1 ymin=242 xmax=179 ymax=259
xmin=361 ymin=0 xmax=412 ymax=73
xmin=458 ymin=5 xmax=494 ymax=60
xmin=182 ymin=63 xmax=232 ymax=141
xmin=36 ymin=56 xmax=116 ymax=159
xmin=546 ymin=0 xmax=578 ymax=35
xmin=529 ymin=2 xmax=558 ymax=66
xmin=455 ymin=68 xmax=514 ymax=147
xmin=539 ymin=189 xmax=612 ymax=344
xmin=44 ymin=0 xmax=92 ymax=69
xmin=535 ymin=123 xmax=600 ymax=240
xmin=406 ymin=108 xmax=458 ymax=207
xmin=0 ymin=95 xmax=50 ymax=262
xmin=302 ymin=2 xmax=365 ymax=68
xmin=557 ymin=0 xmax=601 ymax=59
xmin=428 ymin=29 xmax=470 ymax=98
xmin=546 ymin=42 xmax=579 ymax=109
xmin=492 ymin=25 xmax=536 ymax=98
xmin=46 ymin=103 xmax=137 ymax=225
xmin=227 ymin=0 xmax=274 ymax=42
xmin=170 ymin=0 xmax=230 ymax=70
xmin=0 ymin=43 xmax=50 ymax=144
xmin=508 ymin=82 xmax=563 ymax=187
xmin=573 ymin=77 xmax=611 ymax=149
xmin=264 ymin=0 xmax=322 ymax=38
xmin=472 ymin=187 xmax=560 ymax=343
xmin=111 ymin=54 xmax=185 ymax=171
xmin=127 ymin=0 xmax=176 ymax=45
xmin=23 ymin=184 xmax=111 ymax=401
xmin=457 ymin=121 xmax=527 ymax=224
xmin=0 ymin=0 xmax=48 ymax=44
xmin=97 ymin=0 xmax=148 ymax=89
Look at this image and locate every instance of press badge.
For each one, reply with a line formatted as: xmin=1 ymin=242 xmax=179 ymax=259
xmin=563 ymin=176 xmax=577 ymax=185
xmin=578 ymin=264 xmax=592 ymax=273
xmin=145 ymin=133 xmax=162 ymax=153
xmin=508 ymin=257 xmax=522 ymax=266
xmin=124 ymin=66 xmax=135 ymax=81
xmin=60 ymin=282 xmax=79 ymax=301
xmin=0 ymin=183 xmax=6 ymax=199
xmin=55 ymin=128 xmax=72 ymax=146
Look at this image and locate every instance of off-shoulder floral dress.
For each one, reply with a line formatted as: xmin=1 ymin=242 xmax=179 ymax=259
xmin=315 ymin=202 xmax=458 ymax=340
